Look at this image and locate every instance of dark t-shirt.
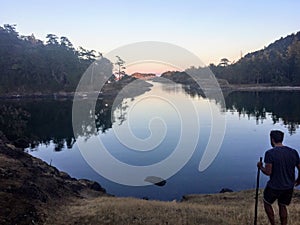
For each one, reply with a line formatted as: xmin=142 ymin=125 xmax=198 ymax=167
xmin=264 ymin=146 xmax=300 ymax=190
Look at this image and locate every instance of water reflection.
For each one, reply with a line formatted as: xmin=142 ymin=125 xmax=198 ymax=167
xmin=154 ymin=74 xmax=207 ymax=99
xmin=0 ymin=100 xmax=74 ymax=150
xmin=0 ymin=84 xmax=300 ymax=152
xmin=2 ymin=82 xmax=300 ymax=199
xmin=225 ymin=91 xmax=300 ymax=134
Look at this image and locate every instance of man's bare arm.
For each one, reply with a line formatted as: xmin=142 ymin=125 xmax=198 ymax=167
xmin=257 ymin=162 xmax=272 ymax=176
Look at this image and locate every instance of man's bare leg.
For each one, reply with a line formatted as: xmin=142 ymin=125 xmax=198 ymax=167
xmin=278 ymin=204 xmax=288 ymax=225
xmin=264 ymin=201 xmax=275 ymax=225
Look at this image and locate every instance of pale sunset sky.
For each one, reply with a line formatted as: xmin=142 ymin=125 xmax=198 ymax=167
xmin=1 ymin=0 xmax=300 ymax=73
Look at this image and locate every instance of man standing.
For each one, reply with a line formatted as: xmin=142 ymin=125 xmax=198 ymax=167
xmin=257 ymin=130 xmax=300 ymax=225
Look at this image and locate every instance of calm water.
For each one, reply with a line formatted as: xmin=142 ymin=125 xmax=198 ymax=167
xmin=1 ymin=82 xmax=300 ymax=200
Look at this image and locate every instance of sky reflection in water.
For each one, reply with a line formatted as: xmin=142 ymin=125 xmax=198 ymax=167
xmin=19 ymin=83 xmax=300 ymax=200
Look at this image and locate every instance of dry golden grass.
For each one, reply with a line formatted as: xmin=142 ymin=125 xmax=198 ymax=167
xmin=46 ymin=189 xmax=300 ymax=225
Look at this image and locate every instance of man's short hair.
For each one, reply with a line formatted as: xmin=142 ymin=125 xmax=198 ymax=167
xmin=270 ymin=130 xmax=284 ymax=143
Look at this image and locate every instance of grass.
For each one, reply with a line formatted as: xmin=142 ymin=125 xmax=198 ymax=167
xmin=45 ymin=189 xmax=300 ymax=225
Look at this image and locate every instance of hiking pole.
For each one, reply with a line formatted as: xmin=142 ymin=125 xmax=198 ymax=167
xmin=254 ymin=157 xmax=262 ymax=225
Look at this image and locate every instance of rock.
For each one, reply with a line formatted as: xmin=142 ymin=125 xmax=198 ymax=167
xmin=78 ymin=179 xmax=106 ymax=193
xmin=0 ymin=134 xmax=108 ymax=225
xmin=59 ymin=171 xmax=71 ymax=179
xmin=219 ymin=188 xmax=234 ymax=193
xmin=13 ymin=138 xmax=30 ymax=148
xmin=5 ymin=143 xmax=16 ymax=150
xmin=144 ymin=176 xmax=167 ymax=187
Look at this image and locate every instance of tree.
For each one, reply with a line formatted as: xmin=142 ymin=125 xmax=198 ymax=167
xmin=0 ymin=24 xmax=100 ymax=93
xmin=287 ymin=40 xmax=300 ymax=84
xmin=218 ymin=58 xmax=230 ymax=67
xmin=46 ymin=34 xmax=59 ymax=45
xmin=21 ymin=33 xmax=42 ymax=45
xmin=60 ymin=36 xmax=74 ymax=50
xmin=114 ymin=56 xmax=126 ymax=80
xmin=3 ymin=24 xmax=18 ymax=36
xmin=77 ymin=47 xmax=96 ymax=61
xmin=86 ymin=50 xmax=96 ymax=61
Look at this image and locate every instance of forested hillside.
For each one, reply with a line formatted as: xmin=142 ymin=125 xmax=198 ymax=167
xmin=210 ymin=31 xmax=300 ymax=85
xmin=0 ymin=24 xmax=100 ymax=94
xmin=1 ymin=24 xmax=300 ymax=93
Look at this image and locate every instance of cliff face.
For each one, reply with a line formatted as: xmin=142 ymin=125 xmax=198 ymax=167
xmin=0 ymin=132 xmax=107 ymax=225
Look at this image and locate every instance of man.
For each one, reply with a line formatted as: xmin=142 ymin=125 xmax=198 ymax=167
xmin=257 ymin=130 xmax=300 ymax=225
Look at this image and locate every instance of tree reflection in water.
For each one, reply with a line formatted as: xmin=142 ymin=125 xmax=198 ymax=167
xmin=1 ymin=85 xmax=300 ymax=152
xmin=225 ymin=91 xmax=300 ymax=134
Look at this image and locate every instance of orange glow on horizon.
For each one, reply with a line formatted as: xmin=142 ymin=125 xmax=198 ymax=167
xmin=125 ymin=62 xmax=182 ymax=76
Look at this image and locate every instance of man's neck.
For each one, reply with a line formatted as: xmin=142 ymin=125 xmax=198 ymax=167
xmin=274 ymin=143 xmax=283 ymax=147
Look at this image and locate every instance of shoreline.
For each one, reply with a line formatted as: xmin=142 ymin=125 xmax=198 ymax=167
xmin=228 ymin=85 xmax=300 ymax=91
xmin=1 ymin=85 xmax=300 ymax=100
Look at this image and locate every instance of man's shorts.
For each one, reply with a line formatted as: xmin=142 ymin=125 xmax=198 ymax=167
xmin=263 ymin=186 xmax=294 ymax=206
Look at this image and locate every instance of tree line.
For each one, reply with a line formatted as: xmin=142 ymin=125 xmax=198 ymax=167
xmin=210 ymin=31 xmax=300 ymax=85
xmin=0 ymin=24 xmax=101 ymax=94
xmin=1 ymin=24 xmax=299 ymax=94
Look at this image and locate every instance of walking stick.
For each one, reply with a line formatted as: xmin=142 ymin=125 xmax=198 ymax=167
xmin=254 ymin=157 xmax=262 ymax=225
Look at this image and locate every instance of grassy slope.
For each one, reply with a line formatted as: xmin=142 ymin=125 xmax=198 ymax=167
xmin=46 ymin=190 xmax=300 ymax=225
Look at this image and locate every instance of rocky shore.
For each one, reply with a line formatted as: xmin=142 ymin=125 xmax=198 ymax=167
xmin=1 ymin=81 xmax=300 ymax=100
xmin=0 ymin=132 xmax=108 ymax=225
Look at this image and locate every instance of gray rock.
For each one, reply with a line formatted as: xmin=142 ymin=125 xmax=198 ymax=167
xmin=219 ymin=188 xmax=234 ymax=193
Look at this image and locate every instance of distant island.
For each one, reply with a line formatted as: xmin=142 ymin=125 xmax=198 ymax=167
xmin=0 ymin=24 xmax=300 ymax=96
xmin=131 ymin=72 xmax=156 ymax=80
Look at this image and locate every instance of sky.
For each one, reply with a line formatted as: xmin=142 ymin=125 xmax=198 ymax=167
xmin=1 ymin=0 xmax=300 ymax=72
